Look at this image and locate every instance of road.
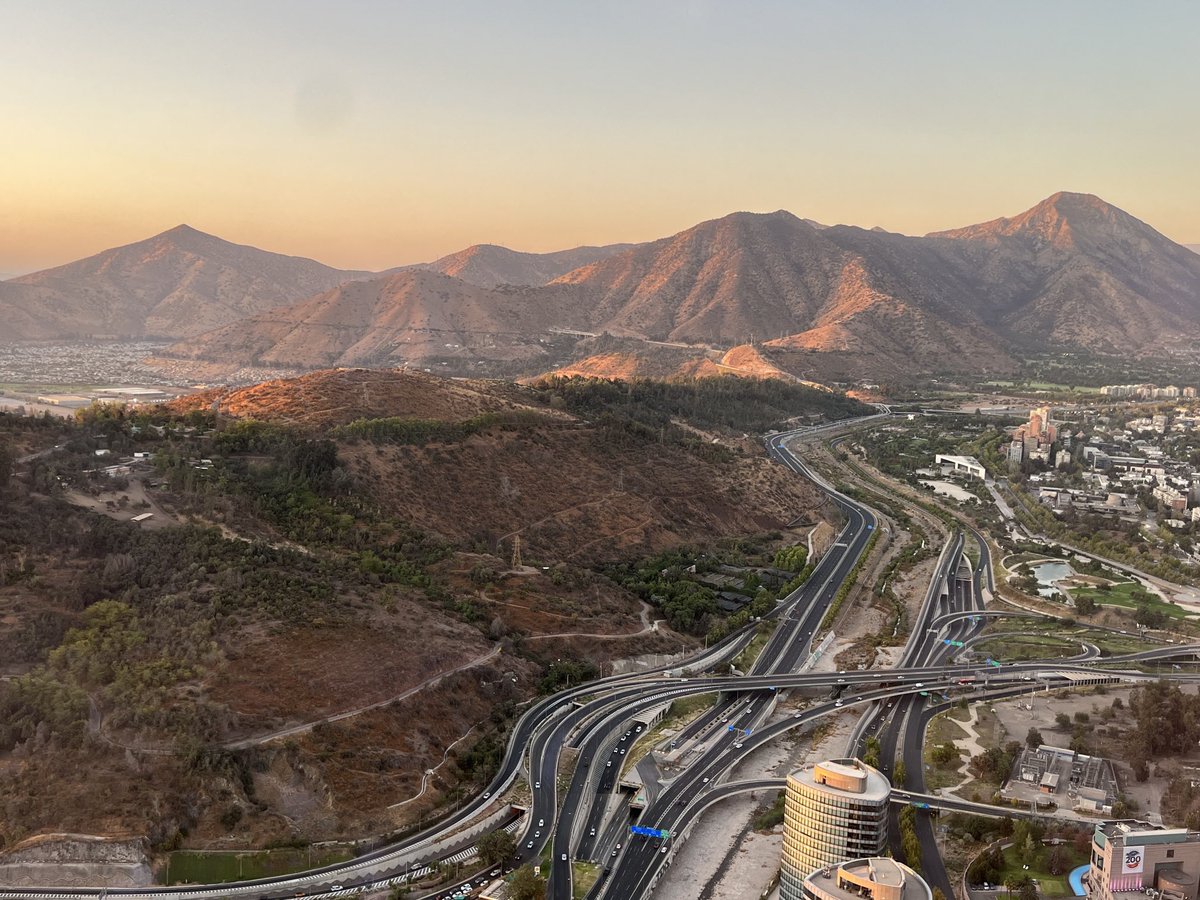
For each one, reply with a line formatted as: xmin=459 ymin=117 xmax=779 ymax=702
xmin=7 ymin=409 xmax=1200 ymax=900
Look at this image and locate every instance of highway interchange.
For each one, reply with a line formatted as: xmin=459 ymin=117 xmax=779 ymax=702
xmin=4 ymin=411 xmax=1200 ymax=900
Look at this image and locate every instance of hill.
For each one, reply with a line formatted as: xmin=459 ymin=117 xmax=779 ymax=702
xmin=0 ymin=225 xmax=370 ymax=341
xmin=166 ymin=367 xmax=546 ymax=429
xmin=0 ymin=369 xmax=843 ymax=847
xmin=407 ymin=242 xmax=636 ymax=288
xmin=163 ymin=268 xmax=589 ymax=373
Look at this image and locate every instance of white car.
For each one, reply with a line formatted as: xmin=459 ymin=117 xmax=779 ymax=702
xmin=835 ymin=700 xmax=844 ymax=707
xmin=534 ymin=781 xmax=541 ymax=789
xmin=561 ymin=853 xmax=568 ymax=861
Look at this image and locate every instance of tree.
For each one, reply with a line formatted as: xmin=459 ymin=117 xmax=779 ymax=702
xmin=894 ymin=760 xmax=907 ymax=787
xmin=1074 ymin=595 xmax=1097 ymax=615
xmin=1026 ymin=726 xmax=1044 ymax=749
xmin=1055 ymin=712 xmax=1071 ymax=729
xmin=509 ymin=865 xmax=547 ymax=900
xmin=0 ymin=440 xmax=11 ymax=489
xmin=477 ymin=829 xmax=516 ymax=866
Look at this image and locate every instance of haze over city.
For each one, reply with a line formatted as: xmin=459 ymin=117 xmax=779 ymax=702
xmin=3 ymin=0 xmax=1199 ymax=275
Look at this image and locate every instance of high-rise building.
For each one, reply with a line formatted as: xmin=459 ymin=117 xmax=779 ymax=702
xmin=1086 ymin=823 xmax=1200 ymax=900
xmin=798 ymin=857 xmax=932 ymax=900
xmin=780 ymin=758 xmax=891 ymax=900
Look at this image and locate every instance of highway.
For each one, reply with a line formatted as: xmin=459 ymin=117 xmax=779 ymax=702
xmin=7 ymin=408 xmax=1200 ymax=900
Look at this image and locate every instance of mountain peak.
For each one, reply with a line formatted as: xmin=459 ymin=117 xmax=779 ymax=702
xmin=930 ymin=191 xmax=1151 ymax=249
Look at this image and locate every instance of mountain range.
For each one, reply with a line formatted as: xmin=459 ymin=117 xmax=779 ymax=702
xmin=5 ymin=193 xmax=1200 ymax=381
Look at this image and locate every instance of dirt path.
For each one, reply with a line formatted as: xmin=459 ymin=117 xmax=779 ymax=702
xmin=223 ymin=643 xmax=502 ymax=750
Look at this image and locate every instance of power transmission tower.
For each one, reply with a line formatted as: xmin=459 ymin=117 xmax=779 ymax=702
xmin=511 ymin=534 xmax=523 ymax=570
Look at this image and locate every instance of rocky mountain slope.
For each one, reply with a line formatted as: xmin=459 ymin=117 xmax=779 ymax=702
xmin=1 ymin=225 xmax=372 ymax=341
xmin=0 ymin=368 xmax=840 ymax=847
xmin=163 ymin=192 xmax=1200 ymax=381
xmin=11 ymin=193 xmax=1199 ymax=380
xmin=406 ymin=242 xmax=635 ymax=288
xmin=163 ymin=268 xmax=589 ymax=372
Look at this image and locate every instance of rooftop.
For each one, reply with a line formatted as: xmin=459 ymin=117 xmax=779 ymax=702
xmin=791 ymin=758 xmax=891 ymax=801
xmin=803 ymin=858 xmax=931 ymax=900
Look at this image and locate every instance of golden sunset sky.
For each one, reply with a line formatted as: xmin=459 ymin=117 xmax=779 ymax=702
xmin=2 ymin=1 xmax=1197 ymax=275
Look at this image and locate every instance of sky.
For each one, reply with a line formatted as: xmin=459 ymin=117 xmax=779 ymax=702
xmin=2 ymin=0 xmax=1198 ymax=275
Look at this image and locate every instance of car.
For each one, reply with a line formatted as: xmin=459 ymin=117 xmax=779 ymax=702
xmin=561 ymin=853 xmax=568 ymax=861
xmin=534 ymin=781 xmax=541 ymax=788
xmin=835 ymin=700 xmax=844 ymax=707
xmin=619 ymin=748 xmax=625 ymax=755
xmin=527 ymin=841 xmax=534 ymax=848
xmin=635 ymin=725 xmax=643 ymax=732
xmin=616 ymin=843 xmax=621 ymax=850
xmin=538 ymin=818 xmax=544 ymax=827
xmin=793 ymin=711 xmax=802 ymax=718
xmin=734 ymin=742 xmax=743 ymax=748
xmin=534 ymin=831 xmax=540 ymax=838
xmin=612 ymin=849 xmax=618 ymax=857
xmin=702 ymin=777 xmax=710 ymax=783
xmin=483 ymin=791 xmax=491 ymax=798
xmin=660 ymin=846 xmax=668 ymax=854
xmin=607 ymin=761 xmax=613 ymax=768
xmin=915 ymin=682 xmax=925 ymax=688
xmin=590 ymin=828 xmax=596 ymax=836
xmin=837 ymin=678 xmax=845 ymax=683
xmin=331 ymin=886 xmax=343 ymax=892
xmin=613 ymin=748 xmax=619 ymax=754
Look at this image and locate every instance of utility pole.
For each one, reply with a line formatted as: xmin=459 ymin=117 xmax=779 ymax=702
xmin=511 ymin=534 xmax=523 ymax=570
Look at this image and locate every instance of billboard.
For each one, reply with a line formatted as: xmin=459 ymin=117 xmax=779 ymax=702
xmin=1121 ymin=846 xmax=1144 ymax=876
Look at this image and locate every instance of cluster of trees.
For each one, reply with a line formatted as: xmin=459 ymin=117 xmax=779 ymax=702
xmin=897 ymin=805 xmax=921 ymax=873
xmin=332 ymin=411 xmax=547 ymax=445
xmin=530 ymin=375 xmax=870 ymax=435
xmin=930 ymin=741 xmax=962 ymax=768
xmin=1162 ymin=775 xmax=1200 ymax=829
xmin=1129 ymin=681 xmax=1200 ymax=759
xmin=609 ymin=546 xmax=790 ymax=638
xmin=772 ymin=543 xmax=808 ymax=572
xmin=968 ymin=740 xmax=1022 ymax=783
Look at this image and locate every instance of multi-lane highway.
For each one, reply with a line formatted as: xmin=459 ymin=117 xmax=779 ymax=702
xmin=6 ymin=409 xmax=1200 ymax=900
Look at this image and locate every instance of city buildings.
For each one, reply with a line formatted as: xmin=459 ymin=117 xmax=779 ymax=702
xmin=797 ymin=858 xmax=932 ymax=900
xmin=780 ymin=759 xmax=891 ymax=900
xmin=1086 ymin=823 xmax=1200 ymax=900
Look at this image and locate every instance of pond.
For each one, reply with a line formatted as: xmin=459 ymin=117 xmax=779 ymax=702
xmin=1031 ymin=560 xmax=1074 ymax=597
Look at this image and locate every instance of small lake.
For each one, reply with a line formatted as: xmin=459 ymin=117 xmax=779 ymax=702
xmin=1031 ymin=560 xmax=1074 ymax=597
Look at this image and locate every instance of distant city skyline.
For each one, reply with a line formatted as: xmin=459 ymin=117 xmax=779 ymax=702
xmin=3 ymin=0 xmax=1198 ymax=274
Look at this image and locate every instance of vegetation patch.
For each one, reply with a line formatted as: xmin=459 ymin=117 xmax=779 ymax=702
xmin=166 ymin=846 xmax=354 ymax=884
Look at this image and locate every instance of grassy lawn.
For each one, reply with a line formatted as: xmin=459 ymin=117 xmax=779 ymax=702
xmin=1088 ymin=632 xmax=1160 ymax=655
xmin=572 ymin=861 xmax=600 ymax=898
xmin=973 ymin=634 xmax=1080 ymax=661
xmin=997 ymin=843 xmax=1089 ymax=897
xmin=923 ymin=709 xmax=969 ymax=791
xmin=167 ymin=847 xmax=354 ymax=884
xmin=1071 ymin=582 xmax=1194 ymax=619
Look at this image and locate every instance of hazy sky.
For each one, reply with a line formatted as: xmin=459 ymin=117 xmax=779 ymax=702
xmin=3 ymin=0 xmax=1198 ymax=274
